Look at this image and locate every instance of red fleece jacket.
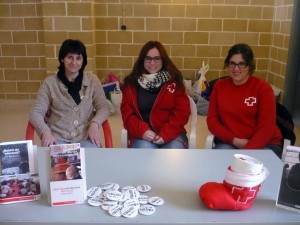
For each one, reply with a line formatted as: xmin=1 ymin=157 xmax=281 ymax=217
xmin=121 ymin=80 xmax=191 ymax=147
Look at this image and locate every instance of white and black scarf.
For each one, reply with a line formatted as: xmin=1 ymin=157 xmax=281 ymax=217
xmin=137 ymin=70 xmax=170 ymax=92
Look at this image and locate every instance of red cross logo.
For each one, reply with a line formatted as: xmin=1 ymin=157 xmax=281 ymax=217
xmin=244 ymin=97 xmax=256 ymax=106
xmin=224 ymin=181 xmax=261 ymax=204
xmin=231 ymin=186 xmax=257 ymax=203
xmin=167 ymin=83 xmax=176 ymax=93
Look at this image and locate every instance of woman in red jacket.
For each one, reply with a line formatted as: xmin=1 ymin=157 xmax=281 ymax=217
xmin=121 ymin=41 xmax=191 ymax=148
xmin=207 ymin=43 xmax=282 ymax=158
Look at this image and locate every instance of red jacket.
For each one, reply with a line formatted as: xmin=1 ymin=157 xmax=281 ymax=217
xmin=121 ymin=80 xmax=191 ymax=147
xmin=207 ymin=76 xmax=282 ymax=149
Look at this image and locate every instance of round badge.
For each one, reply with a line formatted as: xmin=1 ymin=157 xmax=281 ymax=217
xmin=138 ymin=195 xmax=149 ymax=204
xmin=87 ymin=187 xmax=102 ymax=198
xmin=101 ymin=200 xmax=118 ymax=211
xmin=124 ymin=188 xmax=140 ymax=200
xmin=139 ymin=204 xmax=156 ymax=216
xmin=123 ymin=199 xmax=140 ymax=209
xmin=110 ymin=183 xmax=120 ymax=191
xmin=109 ymin=205 xmax=123 ymax=217
xmin=88 ymin=198 xmax=102 ymax=207
xmin=121 ymin=186 xmax=136 ymax=193
xmin=118 ymin=192 xmax=129 ymax=202
xmin=136 ymin=184 xmax=151 ymax=193
xmin=149 ymin=197 xmax=164 ymax=206
xmin=105 ymin=190 xmax=123 ymax=201
xmin=93 ymin=194 xmax=106 ymax=202
xmin=100 ymin=182 xmax=114 ymax=190
xmin=121 ymin=206 xmax=138 ymax=218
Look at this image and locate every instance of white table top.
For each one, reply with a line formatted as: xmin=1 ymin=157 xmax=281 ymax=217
xmin=0 ymin=148 xmax=299 ymax=225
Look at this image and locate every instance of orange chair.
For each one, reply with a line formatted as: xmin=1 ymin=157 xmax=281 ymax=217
xmin=26 ymin=119 xmax=113 ymax=148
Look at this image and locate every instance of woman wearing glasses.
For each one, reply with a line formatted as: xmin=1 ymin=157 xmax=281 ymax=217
xmin=207 ymin=43 xmax=282 ymax=157
xmin=121 ymin=41 xmax=190 ymax=148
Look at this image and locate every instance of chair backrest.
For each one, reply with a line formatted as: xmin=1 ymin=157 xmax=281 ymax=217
xmin=188 ymin=95 xmax=197 ymax=149
xmin=275 ymin=102 xmax=296 ymax=160
xmin=121 ymin=95 xmax=197 ymax=149
xmin=26 ymin=119 xmax=113 ymax=148
xmin=276 ymin=102 xmax=296 ymax=146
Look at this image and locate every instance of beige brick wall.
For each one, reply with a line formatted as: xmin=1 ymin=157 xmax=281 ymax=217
xmin=267 ymin=0 xmax=294 ymax=101
xmin=0 ymin=0 xmax=294 ymax=100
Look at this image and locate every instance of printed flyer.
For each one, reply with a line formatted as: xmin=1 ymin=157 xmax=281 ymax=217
xmin=276 ymin=146 xmax=300 ymax=213
xmin=0 ymin=140 xmax=40 ymax=204
xmin=49 ymin=143 xmax=86 ymax=206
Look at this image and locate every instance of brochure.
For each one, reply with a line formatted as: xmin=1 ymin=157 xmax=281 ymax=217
xmin=0 ymin=173 xmax=41 ymax=204
xmin=0 ymin=140 xmax=40 ymax=204
xmin=276 ymin=145 xmax=300 ymax=213
xmin=0 ymin=140 xmax=34 ymax=175
xmin=49 ymin=143 xmax=86 ymax=206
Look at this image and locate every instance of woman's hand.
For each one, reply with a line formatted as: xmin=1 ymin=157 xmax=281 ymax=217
xmin=41 ymin=130 xmax=57 ymax=147
xmin=142 ymin=130 xmax=157 ymax=142
xmin=86 ymin=122 xmax=101 ymax=147
xmin=233 ymin=137 xmax=248 ymax=149
xmin=152 ymin=136 xmax=165 ymax=144
xmin=142 ymin=130 xmax=165 ymax=144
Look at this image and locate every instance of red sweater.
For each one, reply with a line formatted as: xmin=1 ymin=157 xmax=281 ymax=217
xmin=121 ymin=80 xmax=191 ymax=147
xmin=207 ymin=76 xmax=282 ymax=149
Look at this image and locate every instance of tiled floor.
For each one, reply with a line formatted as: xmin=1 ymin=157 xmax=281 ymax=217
xmin=0 ymin=100 xmax=299 ymax=148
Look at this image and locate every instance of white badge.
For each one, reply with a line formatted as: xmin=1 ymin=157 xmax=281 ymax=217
xmin=109 ymin=205 xmax=123 ymax=217
xmin=121 ymin=186 xmax=136 ymax=193
xmin=124 ymin=188 xmax=140 ymax=200
xmin=109 ymin=183 xmax=120 ymax=191
xmin=121 ymin=206 xmax=138 ymax=218
xmin=138 ymin=195 xmax=149 ymax=204
xmin=101 ymin=200 xmax=118 ymax=211
xmin=87 ymin=187 xmax=102 ymax=198
xmin=139 ymin=204 xmax=156 ymax=216
xmin=136 ymin=184 xmax=151 ymax=193
xmin=123 ymin=199 xmax=140 ymax=209
xmin=105 ymin=190 xmax=123 ymax=201
xmin=149 ymin=197 xmax=164 ymax=206
xmin=88 ymin=198 xmax=102 ymax=207
xmin=100 ymin=182 xmax=114 ymax=190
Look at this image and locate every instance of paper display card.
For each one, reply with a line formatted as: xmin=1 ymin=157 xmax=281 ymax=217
xmin=0 ymin=140 xmax=34 ymax=175
xmin=0 ymin=140 xmax=40 ymax=204
xmin=49 ymin=143 xmax=86 ymax=206
xmin=276 ymin=145 xmax=300 ymax=213
xmin=0 ymin=173 xmax=41 ymax=204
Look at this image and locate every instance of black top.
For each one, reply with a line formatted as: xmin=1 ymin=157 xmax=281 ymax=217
xmin=137 ymin=84 xmax=160 ymax=130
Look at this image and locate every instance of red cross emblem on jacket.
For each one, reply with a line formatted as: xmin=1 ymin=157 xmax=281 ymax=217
xmin=244 ymin=97 xmax=257 ymax=106
xmin=167 ymin=83 xmax=176 ymax=93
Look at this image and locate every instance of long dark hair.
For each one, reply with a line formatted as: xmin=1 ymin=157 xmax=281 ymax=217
xmin=224 ymin=43 xmax=256 ymax=74
xmin=57 ymin=39 xmax=87 ymax=73
xmin=123 ymin=41 xmax=184 ymax=88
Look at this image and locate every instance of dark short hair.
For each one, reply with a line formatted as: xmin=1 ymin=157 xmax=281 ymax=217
xmin=58 ymin=39 xmax=87 ymax=72
xmin=224 ymin=43 xmax=255 ymax=74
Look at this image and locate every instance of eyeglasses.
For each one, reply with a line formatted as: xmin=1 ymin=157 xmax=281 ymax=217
xmin=228 ymin=61 xmax=248 ymax=69
xmin=144 ymin=56 xmax=162 ymax=63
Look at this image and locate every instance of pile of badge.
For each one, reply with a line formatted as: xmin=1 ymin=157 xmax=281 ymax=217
xmin=87 ymin=182 xmax=164 ymax=218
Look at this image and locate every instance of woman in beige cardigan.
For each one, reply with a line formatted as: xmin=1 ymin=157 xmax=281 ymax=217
xmin=30 ymin=39 xmax=109 ymax=147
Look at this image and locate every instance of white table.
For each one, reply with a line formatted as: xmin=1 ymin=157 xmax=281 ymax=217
xmin=0 ymin=148 xmax=299 ymax=225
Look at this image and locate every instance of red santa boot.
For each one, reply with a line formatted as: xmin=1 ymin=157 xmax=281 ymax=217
xmin=199 ymin=154 xmax=269 ymax=210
